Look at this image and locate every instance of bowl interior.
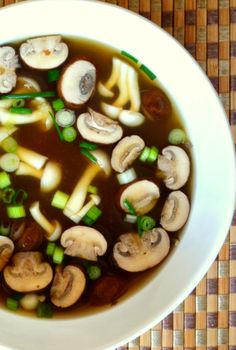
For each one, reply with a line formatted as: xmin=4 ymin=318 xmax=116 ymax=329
xmin=0 ymin=1 xmax=235 ymax=350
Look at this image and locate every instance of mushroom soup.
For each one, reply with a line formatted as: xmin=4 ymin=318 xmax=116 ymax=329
xmin=0 ymin=36 xmax=191 ymax=318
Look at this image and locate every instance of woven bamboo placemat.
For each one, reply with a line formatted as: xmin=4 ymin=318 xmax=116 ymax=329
xmin=0 ymin=0 xmax=235 ymax=349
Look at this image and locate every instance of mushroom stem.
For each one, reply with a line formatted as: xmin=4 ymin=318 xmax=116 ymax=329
xmin=16 ymin=162 xmax=42 ymax=178
xmin=69 ymin=194 xmax=101 ymax=223
xmin=16 ymin=146 xmax=48 ymax=170
xmin=30 ymin=201 xmax=54 ymax=233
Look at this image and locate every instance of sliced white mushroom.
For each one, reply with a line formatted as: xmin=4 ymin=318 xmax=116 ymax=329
xmin=160 ymin=191 xmax=190 ymax=232
xmin=20 ymin=35 xmax=68 ymax=70
xmin=0 ymin=46 xmax=19 ymax=93
xmin=118 ymin=110 xmax=145 ymax=127
xmin=113 ymin=228 xmax=170 ymax=272
xmin=157 ymin=146 xmax=190 ymax=190
xmin=0 ymin=236 xmax=14 ymax=272
xmin=58 ymin=58 xmax=96 ymax=108
xmin=100 ymin=101 xmax=121 ymax=120
xmin=61 ymin=226 xmax=107 ymax=261
xmin=77 ymin=108 xmax=123 ymax=144
xmin=69 ymin=194 xmax=101 ymax=224
xmin=50 ymin=265 xmax=86 ymax=308
xmin=16 ymin=146 xmax=48 ymax=170
xmin=0 ymin=125 xmax=17 ymax=143
xmin=119 ymin=180 xmax=160 ymax=215
xmin=111 ymin=135 xmax=145 ymax=173
xmin=29 ymin=201 xmax=62 ymax=241
xmin=3 ymin=252 xmax=53 ymax=292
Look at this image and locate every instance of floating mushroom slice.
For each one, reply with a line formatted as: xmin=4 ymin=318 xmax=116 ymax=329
xmin=118 ymin=110 xmax=145 ymax=127
xmin=77 ymin=108 xmax=123 ymax=144
xmin=113 ymin=228 xmax=170 ymax=272
xmin=157 ymin=145 xmax=190 ymax=190
xmin=120 ymin=180 xmax=160 ymax=215
xmin=16 ymin=76 xmax=41 ymax=93
xmin=111 ymin=135 xmax=145 ymax=173
xmin=3 ymin=252 xmax=53 ymax=292
xmin=58 ymin=58 xmax=96 ymax=108
xmin=50 ymin=265 xmax=86 ymax=308
xmin=142 ymin=89 xmax=172 ymax=120
xmin=0 ymin=236 xmax=14 ymax=272
xmin=160 ymin=190 xmax=190 ymax=232
xmin=61 ymin=226 xmax=107 ymax=261
xmin=20 ymin=35 xmax=68 ymax=70
xmin=0 ymin=46 xmax=19 ymax=93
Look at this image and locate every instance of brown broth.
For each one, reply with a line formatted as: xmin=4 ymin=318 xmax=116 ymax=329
xmin=0 ymin=36 xmax=192 ymax=318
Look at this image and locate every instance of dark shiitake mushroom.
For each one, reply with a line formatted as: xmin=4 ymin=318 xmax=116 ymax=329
xmin=142 ymin=88 xmax=172 ymax=120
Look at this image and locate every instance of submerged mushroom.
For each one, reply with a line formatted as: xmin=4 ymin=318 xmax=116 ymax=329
xmin=111 ymin=135 xmax=145 ymax=173
xmin=3 ymin=252 xmax=53 ymax=292
xmin=58 ymin=58 xmax=96 ymax=108
xmin=50 ymin=265 xmax=86 ymax=308
xmin=20 ymin=35 xmax=68 ymax=70
xmin=113 ymin=228 xmax=170 ymax=272
xmin=119 ymin=180 xmax=160 ymax=215
xmin=0 ymin=46 xmax=19 ymax=93
xmin=61 ymin=226 xmax=107 ymax=261
xmin=157 ymin=146 xmax=190 ymax=190
xmin=16 ymin=221 xmax=43 ymax=252
xmin=77 ymin=108 xmax=123 ymax=144
xmin=160 ymin=190 xmax=190 ymax=232
xmin=0 ymin=236 xmax=14 ymax=272
xmin=142 ymin=89 xmax=172 ymax=120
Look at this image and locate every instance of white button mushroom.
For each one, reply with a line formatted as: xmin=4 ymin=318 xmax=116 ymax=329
xmin=160 ymin=190 xmax=190 ymax=232
xmin=61 ymin=226 xmax=107 ymax=261
xmin=20 ymin=35 xmax=69 ymax=70
xmin=113 ymin=228 xmax=170 ymax=272
xmin=29 ymin=201 xmax=62 ymax=241
xmin=0 ymin=46 xmax=19 ymax=93
xmin=0 ymin=236 xmax=14 ymax=272
xmin=157 ymin=145 xmax=190 ymax=190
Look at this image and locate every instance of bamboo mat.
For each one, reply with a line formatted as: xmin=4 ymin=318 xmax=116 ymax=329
xmin=0 ymin=0 xmax=236 ymax=349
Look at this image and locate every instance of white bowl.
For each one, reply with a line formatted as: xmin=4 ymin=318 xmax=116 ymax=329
xmin=0 ymin=1 xmax=235 ymax=349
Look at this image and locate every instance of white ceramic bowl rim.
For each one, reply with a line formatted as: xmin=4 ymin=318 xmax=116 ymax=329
xmin=0 ymin=1 xmax=235 ymax=350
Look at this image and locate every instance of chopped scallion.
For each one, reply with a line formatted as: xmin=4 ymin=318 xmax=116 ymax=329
xmin=140 ymin=216 xmax=156 ymax=231
xmin=0 ymin=91 xmax=56 ymax=100
xmin=80 ymin=148 xmax=97 ymax=164
xmin=86 ymin=265 xmax=102 ymax=280
xmin=9 ymin=107 xmax=32 ymax=114
xmin=53 ymin=246 xmax=64 ymax=264
xmin=147 ymin=146 xmax=159 ymax=163
xmin=0 ymin=153 xmax=20 ymax=172
xmin=55 ymin=109 xmax=75 ymax=127
xmin=123 ymin=199 xmax=136 ymax=215
xmin=7 ymin=205 xmax=26 ymax=219
xmin=51 ymin=190 xmax=69 ymax=209
xmin=0 ymin=223 xmax=11 ymax=236
xmin=121 ymin=50 xmax=139 ymax=63
xmin=2 ymin=187 xmax=15 ymax=204
xmin=139 ymin=146 xmax=150 ymax=162
xmin=79 ymin=141 xmax=98 ymax=150
xmin=139 ymin=64 xmax=157 ymax=81
xmin=62 ymin=127 xmax=77 ymax=142
xmin=124 ymin=214 xmax=137 ymax=224
xmin=49 ymin=112 xmax=64 ymax=141
xmin=82 ymin=215 xmax=94 ymax=226
xmin=6 ymin=297 xmax=19 ymax=311
xmin=37 ymin=302 xmax=53 ymax=318
xmin=48 ymin=68 xmax=60 ymax=82
xmin=12 ymin=99 xmax=25 ymax=108
xmin=12 ymin=189 xmax=28 ymax=205
xmin=1 ymin=136 xmax=18 ymax=153
xmin=46 ymin=242 xmax=56 ymax=256
xmin=0 ymin=172 xmax=11 ymax=189
xmin=116 ymin=168 xmax=137 ymax=185
xmin=87 ymin=185 xmax=98 ymax=195
xmin=168 ymin=128 xmax=187 ymax=145
xmin=52 ymin=98 xmax=65 ymax=112
xmin=82 ymin=205 xmax=102 ymax=225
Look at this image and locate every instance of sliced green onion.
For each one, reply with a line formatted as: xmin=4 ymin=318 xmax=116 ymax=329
xmin=7 ymin=205 xmax=26 ymax=219
xmin=6 ymin=297 xmax=19 ymax=311
xmin=139 ymin=146 xmax=150 ymax=162
xmin=10 ymin=107 xmax=32 ymax=114
xmin=53 ymin=246 xmax=64 ymax=264
xmin=55 ymin=109 xmax=75 ymax=127
xmin=87 ymin=185 xmax=98 ymax=195
xmin=2 ymin=187 xmax=15 ymax=204
xmin=0 ymin=172 xmax=11 ymax=189
xmin=86 ymin=265 xmax=102 ymax=280
xmin=49 ymin=112 xmax=64 ymax=141
xmin=140 ymin=216 xmax=156 ymax=231
xmin=11 ymin=293 xmax=23 ymax=301
xmin=46 ymin=242 xmax=56 ymax=256
xmin=12 ymin=189 xmax=28 ymax=205
xmin=168 ymin=128 xmax=187 ymax=145
xmin=62 ymin=127 xmax=77 ymax=142
xmin=79 ymin=141 xmax=98 ymax=150
xmin=0 ymin=153 xmax=20 ymax=172
xmin=116 ymin=168 xmax=137 ymax=185
xmin=12 ymin=99 xmax=25 ymax=108
xmin=123 ymin=199 xmax=136 ymax=215
xmin=1 ymin=136 xmax=18 ymax=153
xmin=51 ymin=190 xmax=69 ymax=209
xmin=37 ymin=302 xmax=53 ymax=318
xmin=82 ymin=215 xmax=94 ymax=226
xmin=1 ymin=91 xmax=56 ymax=100
xmin=147 ymin=146 xmax=159 ymax=163
xmin=124 ymin=214 xmax=137 ymax=224
xmin=0 ymin=223 xmax=11 ymax=236
xmin=48 ymin=69 xmax=60 ymax=82
xmin=82 ymin=205 xmax=102 ymax=225
xmin=121 ymin=50 xmax=139 ymax=63
xmin=137 ymin=216 xmax=143 ymax=237
xmin=80 ymin=149 xmax=97 ymax=164
xmin=52 ymin=99 xmax=65 ymax=112
xmin=139 ymin=64 xmax=157 ymax=81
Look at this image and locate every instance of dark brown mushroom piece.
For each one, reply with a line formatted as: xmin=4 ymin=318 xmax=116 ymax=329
xmin=141 ymin=89 xmax=172 ymax=120
xmin=15 ymin=221 xmax=43 ymax=252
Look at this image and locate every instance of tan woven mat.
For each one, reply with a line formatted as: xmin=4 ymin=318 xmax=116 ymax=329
xmin=1 ymin=0 xmax=236 ymax=349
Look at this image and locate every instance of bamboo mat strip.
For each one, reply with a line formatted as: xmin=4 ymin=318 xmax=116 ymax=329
xmin=0 ymin=1 xmax=235 ymax=349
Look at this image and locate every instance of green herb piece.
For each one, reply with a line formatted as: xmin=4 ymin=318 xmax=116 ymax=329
xmin=37 ymin=302 xmax=53 ymax=318
xmin=6 ymin=297 xmax=19 ymax=311
xmin=7 ymin=205 xmax=26 ymax=219
xmin=1 ymin=136 xmax=18 ymax=153
xmin=48 ymin=69 xmax=60 ymax=82
xmin=0 ymin=172 xmax=11 ymax=189
xmin=1 ymin=91 xmax=56 ymax=100
xmin=52 ymin=98 xmax=64 ymax=112
xmin=12 ymin=189 xmax=28 ymax=205
xmin=79 ymin=141 xmax=98 ymax=150
xmin=87 ymin=185 xmax=98 ymax=195
xmin=49 ymin=112 xmax=64 ymax=141
xmin=121 ymin=50 xmax=139 ymax=63
xmin=147 ymin=146 xmax=159 ymax=163
xmin=0 ymin=223 xmax=11 ymax=236
xmin=87 ymin=265 xmax=102 ymax=280
xmin=140 ymin=216 xmax=156 ymax=231
xmin=12 ymin=99 xmax=25 ymax=108
xmin=168 ymin=128 xmax=187 ymax=145
xmin=10 ymin=107 xmax=32 ymax=114
xmin=140 ymin=64 xmax=157 ymax=81
xmin=139 ymin=146 xmax=150 ymax=162
xmin=80 ymin=148 xmax=97 ymax=164
xmin=2 ymin=187 xmax=15 ymax=204
xmin=52 ymin=246 xmax=64 ymax=264
xmin=123 ymin=199 xmax=136 ymax=215
xmin=62 ymin=127 xmax=77 ymax=142
xmin=51 ymin=190 xmax=69 ymax=210
xmin=46 ymin=242 xmax=56 ymax=256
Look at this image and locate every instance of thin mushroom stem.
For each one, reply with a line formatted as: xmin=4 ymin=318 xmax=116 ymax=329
xmin=16 ymin=146 xmax=48 ymax=170
xmin=16 ymin=161 xmax=43 ymax=178
xmin=30 ymin=201 xmax=54 ymax=234
xmin=69 ymin=194 xmax=101 ymax=223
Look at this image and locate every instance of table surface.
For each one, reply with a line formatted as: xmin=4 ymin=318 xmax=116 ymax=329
xmin=1 ymin=0 xmax=236 ymax=349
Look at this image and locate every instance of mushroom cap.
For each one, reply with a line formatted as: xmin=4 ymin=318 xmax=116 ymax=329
xmin=61 ymin=226 xmax=107 ymax=261
xmin=111 ymin=135 xmax=145 ymax=173
xmin=157 ymin=145 xmax=190 ymax=190
xmin=113 ymin=228 xmax=170 ymax=272
xmin=50 ymin=265 xmax=86 ymax=308
xmin=19 ymin=35 xmax=68 ymax=70
xmin=15 ymin=76 xmax=41 ymax=93
xmin=3 ymin=252 xmax=53 ymax=292
xmin=47 ymin=220 xmax=62 ymax=242
xmin=40 ymin=161 xmax=62 ymax=192
xmin=77 ymin=108 xmax=123 ymax=144
xmin=160 ymin=190 xmax=190 ymax=232
xmin=141 ymin=89 xmax=172 ymax=120
xmin=0 ymin=46 xmax=19 ymax=93
xmin=119 ymin=179 xmax=160 ymax=215
xmin=90 ymin=149 xmax=111 ymax=176
xmin=58 ymin=58 xmax=96 ymax=108
xmin=0 ymin=236 xmax=14 ymax=272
